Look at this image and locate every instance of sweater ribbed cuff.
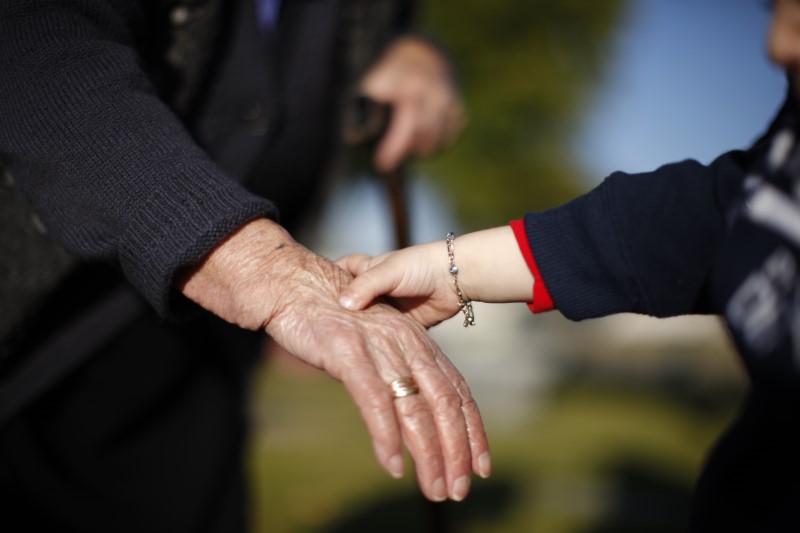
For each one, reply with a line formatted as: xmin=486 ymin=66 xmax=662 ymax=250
xmin=119 ymin=164 xmax=278 ymax=317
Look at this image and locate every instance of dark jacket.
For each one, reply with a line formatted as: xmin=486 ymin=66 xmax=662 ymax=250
xmin=523 ymin=97 xmax=800 ymax=530
xmin=0 ymin=0 xmax=408 ymax=420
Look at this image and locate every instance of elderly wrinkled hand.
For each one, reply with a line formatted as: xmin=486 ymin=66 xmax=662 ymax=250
xmin=360 ymin=36 xmax=466 ymax=172
xmin=179 ymin=219 xmax=491 ymax=502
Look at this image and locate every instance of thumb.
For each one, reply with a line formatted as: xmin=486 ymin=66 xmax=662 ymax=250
xmin=339 ymin=261 xmax=401 ymax=311
xmin=336 ymin=253 xmax=374 ymax=276
xmin=375 ymin=100 xmax=416 ymax=172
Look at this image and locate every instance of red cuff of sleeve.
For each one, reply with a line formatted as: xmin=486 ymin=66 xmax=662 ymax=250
xmin=510 ymin=219 xmax=555 ymax=314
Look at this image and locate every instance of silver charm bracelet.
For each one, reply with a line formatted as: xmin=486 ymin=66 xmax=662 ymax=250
xmin=446 ymin=232 xmax=475 ymax=327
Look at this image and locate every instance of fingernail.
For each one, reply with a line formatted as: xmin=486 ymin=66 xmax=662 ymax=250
xmin=432 ymin=477 xmax=447 ymax=502
xmin=478 ymin=452 xmax=492 ymax=479
xmin=451 ymin=475 xmax=470 ymax=502
xmin=388 ymin=454 xmax=404 ymax=479
xmin=339 ymin=295 xmax=356 ymax=309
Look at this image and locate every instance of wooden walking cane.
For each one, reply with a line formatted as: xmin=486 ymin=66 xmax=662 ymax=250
xmin=345 ymin=95 xmax=451 ymax=533
xmin=343 ymin=95 xmax=411 ymax=249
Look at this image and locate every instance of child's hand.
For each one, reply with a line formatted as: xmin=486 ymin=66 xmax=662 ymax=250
xmin=338 ymin=227 xmax=537 ymax=328
xmin=337 ymin=242 xmax=461 ymax=328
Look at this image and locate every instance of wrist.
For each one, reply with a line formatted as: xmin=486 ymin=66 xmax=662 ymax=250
xmin=177 ymin=218 xmax=303 ymax=330
xmin=445 ymin=232 xmax=475 ymax=326
xmin=447 ymin=227 xmax=534 ymax=304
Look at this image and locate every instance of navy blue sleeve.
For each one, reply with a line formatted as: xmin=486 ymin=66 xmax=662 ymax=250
xmin=0 ymin=1 xmax=278 ymax=316
xmin=523 ymin=152 xmax=748 ymax=321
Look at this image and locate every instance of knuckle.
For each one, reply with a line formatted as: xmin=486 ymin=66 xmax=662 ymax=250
xmin=433 ymin=391 xmax=463 ymax=415
xmin=402 ymin=397 xmax=431 ymax=420
xmin=453 ymin=380 xmax=474 ymax=402
xmin=459 ymin=394 xmax=478 ymax=411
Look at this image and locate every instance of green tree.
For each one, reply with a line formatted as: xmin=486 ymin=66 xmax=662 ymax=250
xmin=416 ymin=0 xmax=628 ymax=229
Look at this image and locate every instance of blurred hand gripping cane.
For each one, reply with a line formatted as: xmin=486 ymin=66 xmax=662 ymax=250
xmin=344 ymin=95 xmax=411 ymax=248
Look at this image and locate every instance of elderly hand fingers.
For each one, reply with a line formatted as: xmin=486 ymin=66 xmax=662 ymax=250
xmin=340 ymin=368 xmax=406 ymax=479
xmin=432 ymin=354 xmax=492 ymax=478
xmin=391 ymin=393 xmax=449 ymax=501
xmin=399 ymin=357 xmax=475 ymax=501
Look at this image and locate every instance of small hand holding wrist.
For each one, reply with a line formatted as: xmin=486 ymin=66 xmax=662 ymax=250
xmin=338 ymin=240 xmax=461 ymax=328
xmin=339 ymin=226 xmax=536 ymax=324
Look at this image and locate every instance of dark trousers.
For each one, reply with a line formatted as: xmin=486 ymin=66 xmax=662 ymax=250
xmin=0 ymin=309 xmax=260 ymax=533
xmin=691 ymin=391 xmax=800 ymax=532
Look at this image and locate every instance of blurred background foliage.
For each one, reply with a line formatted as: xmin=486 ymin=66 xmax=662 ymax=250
xmin=415 ymin=0 xmax=626 ymax=228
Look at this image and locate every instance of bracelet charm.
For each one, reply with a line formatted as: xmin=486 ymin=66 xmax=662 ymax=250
xmin=446 ymin=232 xmax=475 ymax=327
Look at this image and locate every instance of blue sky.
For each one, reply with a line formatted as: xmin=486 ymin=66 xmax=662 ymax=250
xmin=577 ymin=0 xmax=787 ymax=180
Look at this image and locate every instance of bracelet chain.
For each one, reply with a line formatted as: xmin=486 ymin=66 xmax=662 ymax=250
xmin=446 ymin=232 xmax=475 ymax=327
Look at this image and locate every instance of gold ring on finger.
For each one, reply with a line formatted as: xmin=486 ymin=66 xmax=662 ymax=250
xmin=389 ymin=376 xmax=420 ymax=399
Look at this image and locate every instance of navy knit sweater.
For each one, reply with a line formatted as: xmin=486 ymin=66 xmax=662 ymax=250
xmin=525 ymin=97 xmax=800 ymax=529
xmin=0 ymin=1 xmax=278 ymax=317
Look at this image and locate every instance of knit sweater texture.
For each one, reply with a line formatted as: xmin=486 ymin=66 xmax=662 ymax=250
xmin=0 ymin=1 xmax=278 ymax=317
